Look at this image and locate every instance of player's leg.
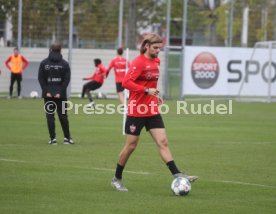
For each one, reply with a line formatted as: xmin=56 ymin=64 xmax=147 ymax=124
xmin=56 ymin=99 xmax=73 ymax=144
xmin=149 ymin=128 xmax=182 ymax=176
xmin=85 ymin=88 xmax=93 ymax=102
xmin=81 ymin=84 xmax=87 ymax=98
xmin=111 ymin=134 xmax=139 ymax=192
xmin=149 ymin=128 xmax=181 ymax=175
xmin=117 ymin=92 xmax=124 ymax=104
xmin=44 ymin=98 xmax=56 ymax=144
xmin=149 ymin=128 xmax=173 ymax=163
xmin=147 ymin=114 xmax=199 ymax=182
xmin=149 ymin=128 xmax=199 ymax=182
xmin=118 ymin=134 xmax=139 ymax=167
xmin=9 ymin=73 xmax=16 ymax=97
xmin=16 ymin=74 xmax=22 ymax=97
xmin=116 ymin=83 xmax=124 ymax=104
xmin=85 ymin=81 xmax=102 ymax=106
xmin=83 ymin=82 xmax=93 ymax=102
xmin=112 ymin=116 xmax=144 ymax=191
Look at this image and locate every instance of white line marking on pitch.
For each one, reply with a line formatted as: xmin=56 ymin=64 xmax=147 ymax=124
xmin=217 ymin=180 xmax=276 ymax=189
xmin=0 ymin=158 xmax=150 ymax=175
xmin=2 ymin=159 xmax=274 ymax=186
xmin=0 ymin=158 xmax=27 ymax=163
xmin=92 ymin=167 xmax=151 ymax=175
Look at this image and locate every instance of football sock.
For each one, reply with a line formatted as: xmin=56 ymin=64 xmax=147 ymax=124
xmin=115 ymin=163 xmax=124 ymax=179
xmin=166 ymin=160 xmax=181 ymax=175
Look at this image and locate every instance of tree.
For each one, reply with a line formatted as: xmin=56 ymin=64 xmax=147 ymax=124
xmin=213 ymin=0 xmax=276 ymax=47
xmin=0 ymin=0 xmax=275 ymax=48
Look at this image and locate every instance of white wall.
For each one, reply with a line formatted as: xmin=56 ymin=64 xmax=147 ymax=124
xmin=0 ymin=47 xmax=165 ymax=96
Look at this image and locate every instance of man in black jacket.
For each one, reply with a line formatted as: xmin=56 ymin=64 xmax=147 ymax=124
xmin=38 ymin=43 xmax=74 ymax=145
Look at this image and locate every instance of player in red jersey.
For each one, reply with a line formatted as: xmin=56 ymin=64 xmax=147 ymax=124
xmin=106 ymin=48 xmax=130 ymax=104
xmin=81 ymin=58 xmax=106 ymax=107
xmin=111 ymin=33 xmax=199 ymax=192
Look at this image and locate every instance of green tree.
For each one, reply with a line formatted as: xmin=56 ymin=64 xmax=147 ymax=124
xmin=213 ymin=0 xmax=276 ymax=47
xmin=1 ymin=0 xmax=275 ymax=48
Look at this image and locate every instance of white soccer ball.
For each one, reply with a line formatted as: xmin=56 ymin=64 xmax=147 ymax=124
xmin=97 ymin=92 xmax=103 ymax=99
xmin=97 ymin=92 xmax=106 ymax=99
xmin=171 ymin=177 xmax=191 ymax=196
xmin=30 ymin=91 xmax=38 ymax=98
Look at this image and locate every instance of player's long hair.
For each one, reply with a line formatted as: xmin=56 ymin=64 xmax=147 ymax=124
xmin=140 ymin=33 xmax=163 ymax=54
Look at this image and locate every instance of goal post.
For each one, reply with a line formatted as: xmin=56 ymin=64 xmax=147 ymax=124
xmin=236 ymin=41 xmax=276 ymax=103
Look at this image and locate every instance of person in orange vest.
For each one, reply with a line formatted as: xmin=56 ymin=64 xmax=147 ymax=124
xmin=5 ymin=47 xmax=29 ymax=98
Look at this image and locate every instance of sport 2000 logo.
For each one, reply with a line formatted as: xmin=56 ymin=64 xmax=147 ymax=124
xmin=191 ymin=52 xmax=219 ymax=89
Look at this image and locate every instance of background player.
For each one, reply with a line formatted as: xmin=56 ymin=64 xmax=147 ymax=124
xmin=5 ymin=47 xmax=29 ymax=98
xmin=105 ymin=48 xmax=130 ymax=104
xmin=81 ymin=58 xmax=107 ymax=108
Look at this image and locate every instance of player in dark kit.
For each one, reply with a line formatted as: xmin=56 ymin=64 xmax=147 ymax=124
xmin=111 ymin=33 xmax=198 ymax=192
xmin=38 ymin=43 xmax=74 ymax=145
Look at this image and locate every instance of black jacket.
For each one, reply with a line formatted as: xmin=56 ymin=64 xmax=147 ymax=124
xmin=38 ymin=51 xmax=70 ymax=98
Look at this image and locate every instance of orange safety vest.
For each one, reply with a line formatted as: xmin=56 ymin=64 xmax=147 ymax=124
xmin=10 ymin=55 xmax=24 ymax=74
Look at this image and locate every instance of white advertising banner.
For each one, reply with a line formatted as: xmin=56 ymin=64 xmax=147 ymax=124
xmin=182 ymin=46 xmax=276 ymax=96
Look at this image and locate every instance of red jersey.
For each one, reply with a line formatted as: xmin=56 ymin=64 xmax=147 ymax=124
xmin=84 ymin=64 xmax=106 ymax=84
xmin=122 ymin=54 xmax=160 ymax=117
xmin=106 ymin=56 xmax=129 ymax=83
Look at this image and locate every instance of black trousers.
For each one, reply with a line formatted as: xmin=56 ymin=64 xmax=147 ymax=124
xmin=44 ymin=97 xmax=71 ymax=140
xmin=10 ymin=73 xmax=22 ymax=96
xmin=81 ymin=81 xmax=102 ymax=102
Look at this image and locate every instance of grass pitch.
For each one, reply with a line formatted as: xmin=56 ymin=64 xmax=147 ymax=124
xmin=0 ymin=98 xmax=275 ymax=214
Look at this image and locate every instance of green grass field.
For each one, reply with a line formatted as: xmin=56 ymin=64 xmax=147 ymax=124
xmin=0 ymin=98 xmax=275 ymax=214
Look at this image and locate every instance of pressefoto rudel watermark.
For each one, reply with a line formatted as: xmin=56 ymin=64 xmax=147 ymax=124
xmin=44 ymin=100 xmax=233 ymax=115
xmin=177 ymin=100 xmax=232 ymax=115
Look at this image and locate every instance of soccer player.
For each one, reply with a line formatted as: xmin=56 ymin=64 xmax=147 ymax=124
xmin=38 ymin=43 xmax=74 ymax=145
xmin=5 ymin=47 xmax=29 ymax=98
xmin=111 ymin=33 xmax=198 ymax=192
xmin=105 ymin=48 xmax=130 ymax=104
xmin=81 ymin=58 xmax=106 ymax=108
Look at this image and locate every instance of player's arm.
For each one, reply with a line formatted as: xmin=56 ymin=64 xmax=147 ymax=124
xmin=61 ymin=62 xmax=71 ymax=89
xmin=5 ymin=56 xmax=12 ymax=71
xmin=83 ymin=72 xmax=95 ymax=80
xmin=38 ymin=62 xmax=48 ymax=96
xmin=21 ymin=56 xmax=29 ymax=71
xmin=122 ymin=59 xmax=145 ymax=93
xmin=105 ymin=59 xmax=114 ymax=78
xmin=55 ymin=62 xmax=70 ymax=98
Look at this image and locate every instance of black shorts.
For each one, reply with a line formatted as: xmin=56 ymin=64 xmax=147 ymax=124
xmin=116 ymin=82 xmax=124 ymax=93
xmin=11 ymin=73 xmax=22 ymax=82
xmin=125 ymin=114 xmax=165 ymax=136
xmin=84 ymin=81 xmax=102 ymax=91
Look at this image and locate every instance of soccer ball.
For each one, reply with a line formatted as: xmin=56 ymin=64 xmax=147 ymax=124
xmin=97 ymin=92 xmax=106 ymax=99
xmin=171 ymin=177 xmax=191 ymax=196
xmin=30 ymin=91 xmax=38 ymax=98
